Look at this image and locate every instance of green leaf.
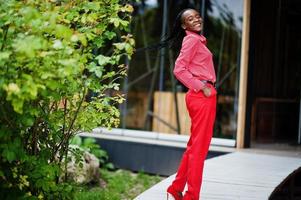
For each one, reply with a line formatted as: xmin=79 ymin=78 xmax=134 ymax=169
xmin=3 ymin=149 xmax=16 ymax=162
xmin=121 ymin=4 xmax=134 ymax=13
xmin=114 ymin=42 xmax=126 ymax=50
xmin=104 ymin=31 xmax=116 ymax=40
xmin=0 ymin=52 xmax=11 ymax=60
xmin=78 ymin=34 xmax=87 ymax=46
xmin=125 ymin=43 xmax=133 ymax=55
xmin=45 ymin=80 xmax=60 ymax=90
xmin=83 ymin=138 xmax=96 ymax=146
xmin=88 ymin=62 xmax=104 ymax=78
xmin=11 ymin=98 xmax=24 ymax=114
xmin=110 ymin=17 xmax=120 ymax=27
xmin=13 ymin=35 xmax=47 ymax=58
xmin=96 ymin=54 xmax=111 ymax=66
xmin=120 ymin=20 xmax=129 ymax=27
xmin=21 ymin=116 xmax=35 ymax=127
xmin=70 ymin=136 xmax=82 ymax=146
xmin=20 ymin=6 xmax=40 ymax=21
xmin=55 ymin=24 xmax=73 ymax=40
xmin=105 ymin=163 xmax=115 ymax=170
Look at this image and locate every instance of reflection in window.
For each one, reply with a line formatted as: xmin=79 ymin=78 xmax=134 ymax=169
xmin=207 ymin=0 xmax=243 ymax=139
xmin=121 ymin=0 xmax=244 ymax=140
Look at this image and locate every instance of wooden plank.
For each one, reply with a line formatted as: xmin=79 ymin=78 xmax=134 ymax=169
xmin=176 ymin=92 xmax=191 ymax=135
xmin=152 ymin=91 xmax=191 ymax=135
xmin=153 ymin=91 xmax=174 ymax=133
xmin=135 ymin=151 xmax=301 ymax=200
xmin=237 ymin=0 xmax=251 ymax=148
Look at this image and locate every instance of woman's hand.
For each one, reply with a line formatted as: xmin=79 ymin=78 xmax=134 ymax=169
xmin=202 ymin=87 xmax=211 ymax=97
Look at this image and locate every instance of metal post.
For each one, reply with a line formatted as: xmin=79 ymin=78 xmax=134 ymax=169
xmin=140 ymin=10 xmax=152 ymax=71
xmin=121 ymin=58 xmax=129 ymax=130
xmin=144 ymin=51 xmax=161 ymax=130
xmin=298 ymin=89 xmax=301 ymax=144
xmin=200 ymin=0 xmax=206 ymax=34
xmin=216 ymin=27 xmax=225 ymax=84
xmin=168 ymin=49 xmax=181 ymax=135
xmin=159 ymin=0 xmax=168 ymax=91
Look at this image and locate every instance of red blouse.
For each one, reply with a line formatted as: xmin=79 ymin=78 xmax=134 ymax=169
xmin=173 ymin=30 xmax=216 ymax=92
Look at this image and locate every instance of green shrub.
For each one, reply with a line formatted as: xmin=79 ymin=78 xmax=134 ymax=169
xmin=70 ymin=136 xmax=114 ymax=170
xmin=0 ymin=0 xmax=134 ymax=199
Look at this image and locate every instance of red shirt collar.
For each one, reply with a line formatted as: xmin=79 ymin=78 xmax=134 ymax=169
xmin=185 ymin=30 xmax=207 ymax=44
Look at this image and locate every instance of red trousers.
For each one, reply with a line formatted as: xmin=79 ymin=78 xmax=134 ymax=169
xmin=170 ymin=86 xmax=217 ymax=200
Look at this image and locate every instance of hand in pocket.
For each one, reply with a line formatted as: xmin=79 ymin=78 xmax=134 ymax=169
xmin=202 ymin=87 xmax=212 ymax=97
xmin=202 ymin=86 xmax=217 ymax=97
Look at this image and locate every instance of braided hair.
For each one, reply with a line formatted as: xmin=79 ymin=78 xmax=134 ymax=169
xmin=136 ymin=8 xmax=193 ymax=53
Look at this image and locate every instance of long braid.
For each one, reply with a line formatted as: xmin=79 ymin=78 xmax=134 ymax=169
xmin=136 ymin=8 xmax=191 ymax=53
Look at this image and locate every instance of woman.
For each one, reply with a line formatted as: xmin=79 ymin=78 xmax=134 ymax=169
xmin=165 ymin=8 xmax=217 ymax=200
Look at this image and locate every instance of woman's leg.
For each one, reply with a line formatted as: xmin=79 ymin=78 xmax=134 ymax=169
xmin=168 ymin=92 xmax=197 ymax=193
xmin=183 ymin=90 xmax=216 ymax=200
xmin=169 ymin=136 xmax=192 ymax=192
xmin=168 ymin=89 xmax=216 ymax=199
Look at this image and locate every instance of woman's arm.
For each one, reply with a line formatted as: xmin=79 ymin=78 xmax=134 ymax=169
xmin=173 ymin=35 xmax=206 ymax=92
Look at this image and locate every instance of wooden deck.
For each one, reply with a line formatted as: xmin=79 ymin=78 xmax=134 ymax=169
xmin=134 ymin=151 xmax=301 ymax=200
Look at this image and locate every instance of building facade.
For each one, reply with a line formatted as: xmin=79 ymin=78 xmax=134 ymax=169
xmin=121 ymin=0 xmax=301 ymax=148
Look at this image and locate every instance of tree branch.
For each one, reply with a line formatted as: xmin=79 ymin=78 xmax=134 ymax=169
xmin=1 ymin=24 xmax=9 ymax=51
xmin=51 ymin=87 xmax=87 ymax=162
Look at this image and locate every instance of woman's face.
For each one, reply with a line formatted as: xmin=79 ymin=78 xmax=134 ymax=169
xmin=181 ymin=9 xmax=203 ymax=33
